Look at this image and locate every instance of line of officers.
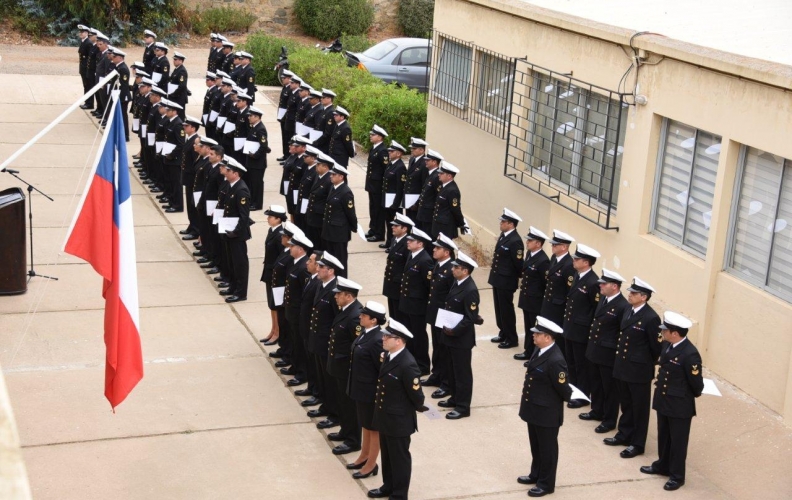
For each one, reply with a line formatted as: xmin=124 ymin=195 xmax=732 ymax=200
xmin=482 ymin=212 xmax=705 ymax=496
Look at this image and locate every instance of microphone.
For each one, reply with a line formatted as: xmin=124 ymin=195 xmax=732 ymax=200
xmin=1 ymin=168 xmax=20 ymax=174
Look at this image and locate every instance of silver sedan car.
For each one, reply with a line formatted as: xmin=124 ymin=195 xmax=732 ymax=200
xmin=345 ymin=38 xmax=431 ymax=92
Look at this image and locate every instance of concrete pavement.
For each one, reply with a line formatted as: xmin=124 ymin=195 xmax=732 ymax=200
xmin=0 ymin=46 xmax=791 ymax=499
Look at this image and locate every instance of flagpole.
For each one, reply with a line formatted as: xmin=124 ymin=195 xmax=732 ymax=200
xmin=61 ymin=90 xmax=120 ymax=250
xmin=0 ymin=69 xmax=119 ymax=172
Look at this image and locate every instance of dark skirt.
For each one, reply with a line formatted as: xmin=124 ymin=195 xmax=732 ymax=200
xmin=356 ymin=401 xmax=375 ymax=430
xmin=265 ymin=283 xmax=279 ymax=311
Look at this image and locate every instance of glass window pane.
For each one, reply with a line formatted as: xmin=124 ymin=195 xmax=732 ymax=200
xmin=683 ymin=131 xmax=721 ymax=254
xmin=655 ymin=120 xmax=696 ymax=243
xmin=434 ymin=40 xmax=471 ymax=106
xmin=476 ymin=53 xmax=513 ymax=120
xmin=767 ymin=161 xmax=792 ymax=297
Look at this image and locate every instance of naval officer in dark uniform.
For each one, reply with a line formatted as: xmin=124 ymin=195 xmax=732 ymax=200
xmin=539 ymin=230 xmax=576 ymax=358
xmin=415 ymin=149 xmax=442 ymax=234
xmin=581 ymin=269 xmax=630 ymax=433
xmin=431 ymin=163 xmax=468 ymax=239
xmin=604 ymin=277 xmax=662 ymax=459
xmin=382 ymin=213 xmax=413 ymax=324
xmin=218 ymin=157 xmax=251 ymax=303
xmin=562 ymin=243 xmax=601 ymax=409
xmin=514 ymin=227 xmax=551 ymax=362
xmin=381 ymin=140 xmax=407 ymax=248
xmin=321 ymin=163 xmax=357 ymax=277
xmin=328 ymin=106 xmax=355 ymax=167
xmin=641 ymin=311 xmax=704 ymax=492
xmin=488 ymin=208 xmax=525 ymax=349
xmin=403 ymin=138 xmax=427 ymax=224
xmin=365 ymin=124 xmax=390 ymax=242
xmin=399 ymin=227 xmax=434 ymax=375
xmin=517 ymin=316 xmax=573 ymax=497
xmin=367 ymin=319 xmax=427 ymax=500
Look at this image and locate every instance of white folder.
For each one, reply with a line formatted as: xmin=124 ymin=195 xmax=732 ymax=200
xmin=283 ymin=181 xmax=289 ymax=193
xmin=132 ymin=118 xmax=140 ymax=132
xmin=219 ymin=217 xmax=239 ymax=233
xmin=147 ymin=133 xmax=156 ymax=146
xmin=434 ymin=309 xmax=464 ymax=329
xmin=162 ymin=143 xmax=176 ymax=155
xmin=244 ymin=141 xmax=260 ymax=154
xmin=141 ymin=124 xmax=147 ymax=136
xmin=300 ymin=199 xmax=309 ymax=214
xmin=404 ymin=194 xmax=419 ymax=209
xmin=209 ymin=110 xmax=219 ymax=122
xmin=202 ymin=114 xmax=208 ymax=125
xmin=385 ymin=193 xmax=396 ymax=208
xmin=217 ymin=116 xmax=227 ymax=127
xmin=277 ymin=107 xmax=287 ymax=120
xmin=309 ymin=129 xmax=322 ymax=142
xmin=152 ymin=72 xmax=162 ymax=83
xmin=206 ymin=200 xmax=218 ymax=213
xmin=167 ymin=83 xmax=178 ymax=95
xmin=212 ymin=208 xmax=224 ymax=225
xmin=272 ymin=286 xmax=285 ymax=306
xmin=193 ymin=191 xmax=202 ymax=206
xmin=155 ymin=141 xmax=164 ymax=154
xmin=234 ymin=137 xmax=246 ymax=151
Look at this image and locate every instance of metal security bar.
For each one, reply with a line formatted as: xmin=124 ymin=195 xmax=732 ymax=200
xmin=504 ymin=59 xmax=629 ymax=230
xmin=429 ymin=31 xmax=515 ymax=139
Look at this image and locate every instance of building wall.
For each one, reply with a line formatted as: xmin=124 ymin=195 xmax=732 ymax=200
xmin=429 ymin=0 xmax=792 ymax=420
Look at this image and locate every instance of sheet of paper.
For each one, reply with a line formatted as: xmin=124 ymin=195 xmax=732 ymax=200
xmin=309 ymin=129 xmax=322 ymax=142
xmin=569 ymin=384 xmax=591 ymax=402
xmin=212 ymin=208 xmax=224 ymax=225
xmin=209 ymin=110 xmax=219 ymax=122
xmin=162 ymin=142 xmax=176 ymax=155
xmin=206 ymin=200 xmax=218 ymax=214
xmin=217 ymin=116 xmax=227 ymax=128
xmin=435 ymin=309 xmax=464 ymax=329
xmin=141 ymin=124 xmax=147 ymax=136
xmin=223 ymin=121 xmax=235 ymax=134
xmin=243 ymin=141 xmax=260 ymax=155
xmin=152 ymin=72 xmax=162 ymax=83
xmin=283 ymin=181 xmax=289 ymax=194
xmin=167 ymin=83 xmax=178 ymax=95
xmin=192 ymin=191 xmax=202 ymax=206
xmin=702 ymin=378 xmax=722 ymax=397
xmin=219 ymin=217 xmax=239 ymax=233
xmin=202 ymin=114 xmax=208 ymax=125
xmin=132 ymin=118 xmax=140 ymax=132
xmin=423 ymin=404 xmax=442 ymax=420
xmin=296 ymin=122 xmax=309 ymax=136
xmin=277 ymin=107 xmax=286 ymax=120
xmin=404 ymin=194 xmax=419 ymax=209
xmin=300 ymin=199 xmax=309 ymax=214
xmin=147 ymin=133 xmax=155 ymax=146
xmin=385 ymin=193 xmax=396 ymax=208
xmin=272 ymin=286 xmax=285 ymax=306
xmin=234 ymin=137 xmax=245 ymax=151
xmin=155 ymin=141 xmax=164 ymax=154
xmin=356 ymin=223 xmax=367 ymax=241
xmin=292 ymin=191 xmax=299 ymax=204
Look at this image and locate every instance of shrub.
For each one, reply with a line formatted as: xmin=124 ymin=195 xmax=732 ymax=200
xmin=398 ymin=0 xmax=434 ymax=39
xmin=287 ymin=47 xmax=382 ymax=103
xmin=183 ymin=6 xmax=257 ymax=36
xmin=239 ymin=33 xmax=302 ymax=86
xmin=340 ymin=34 xmax=374 ymax=53
xmin=294 ymin=0 xmax=373 ymax=40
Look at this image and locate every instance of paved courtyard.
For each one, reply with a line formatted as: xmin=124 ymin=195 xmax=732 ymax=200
xmin=0 ymin=46 xmax=791 ymax=499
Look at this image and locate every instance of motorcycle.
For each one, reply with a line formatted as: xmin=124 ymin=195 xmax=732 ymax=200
xmin=273 ymin=46 xmax=290 ymax=81
xmin=315 ymin=37 xmax=343 ymax=54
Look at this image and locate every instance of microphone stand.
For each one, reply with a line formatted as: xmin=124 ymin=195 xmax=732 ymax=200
xmin=1 ymin=168 xmax=58 ymax=282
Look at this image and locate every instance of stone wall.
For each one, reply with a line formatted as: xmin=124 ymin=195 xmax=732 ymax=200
xmin=182 ymin=0 xmax=401 ymax=36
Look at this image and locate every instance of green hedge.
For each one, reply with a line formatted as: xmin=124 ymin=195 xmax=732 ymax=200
xmin=239 ymin=33 xmax=301 ymax=87
xmin=183 ymin=6 xmax=257 ymax=36
xmin=398 ymin=0 xmax=434 ymax=39
xmin=294 ymin=0 xmax=373 ymax=40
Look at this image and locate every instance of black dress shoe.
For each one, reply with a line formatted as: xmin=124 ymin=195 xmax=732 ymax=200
xmin=579 ymin=411 xmax=603 ymax=421
xmin=276 ymin=156 xmax=286 ymax=161
xmin=165 ymin=208 xmax=183 ymax=213
xmin=150 ymin=187 xmax=163 ymax=193
xmin=640 ymin=466 xmax=668 ymax=476
xmin=490 ymin=336 xmax=503 ymax=343
xmin=663 ymin=480 xmax=684 ymax=491
xmin=620 ymin=446 xmax=644 ymax=458
xmin=280 ymin=366 xmax=296 ymax=375
xmin=306 ymin=408 xmax=327 ymax=417
xmin=287 ymin=378 xmax=305 ymax=387
xmin=217 ymin=282 xmax=230 ymax=289
xmin=528 ymin=487 xmax=552 ymax=497
xmin=225 ymin=295 xmax=246 ymax=303
xmin=327 ymin=432 xmax=344 ymax=442
xmin=142 ymin=180 xmax=154 ymax=185
xmin=178 ymin=229 xmax=192 ymax=235
xmin=199 ymin=262 xmax=215 ymax=268
xmin=594 ymin=424 xmax=615 ymax=434
xmin=263 ymin=338 xmax=279 ymax=346
xmin=567 ymin=399 xmax=590 ymax=409
xmin=420 ymin=377 xmax=440 ymax=387
xmin=445 ymin=410 xmax=469 ymax=420
xmin=603 ymin=437 xmax=627 ymax=446
xmin=302 ymin=398 xmax=322 ymax=408
xmin=192 ymin=251 xmax=205 ymax=257
xmin=524 ymin=361 xmax=530 ymax=367
xmin=206 ymin=268 xmax=220 ymax=275
xmin=378 ymin=243 xmax=389 ymax=249
xmin=517 ymin=475 xmax=538 ymax=485
xmin=352 ymin=464 xmax=378 ymax=478
xmin=213 ymin=276 xmax=227 ymax=282
xmin=219 ymin=289 xmax=235 ymax=296
xmin=294 ymin=388 xmax=312 ymax=397
xmin=274 ymin=360 xmax=290 ymax=368
xmin=80 ymin=104 xmax=93 ymax=110
xmin=182 ymin=234 xmax=199 ymax=241
xmin=197 ymin=257 xmax=211 ymax=264
xmin=193 ymin=242 xmax=202 ymax=248
xmin=332 ymin=443 xmax=360 ymax=455
xmin=366 ymin=236 xmax=384 ymax=242
xmin=437 ymin=399 xmax=456 ymax=408
xmin=346 ymin=459 xmax=366 ymax=470
xmin=367 ymin=488 xmax=390 ymax=499
xmin=431 ymin=389 xmax=451 ymax=399
xmin=268 ymin=350 xmax=283 ymax=358
xmin=156 ymin=194 xmax=168 ymax=200
xmin=317 ymin=419 xmax=339 ymax=429
xmin=513 ymin=352 xmax=529 ymax=361
xmin=498 ymin=341 xmax=518 ymax=349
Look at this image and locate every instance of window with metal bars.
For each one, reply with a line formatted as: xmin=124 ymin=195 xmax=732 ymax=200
xmin=651 ymin=119 xmax=722 ymax=257
xmin=727 ymin=147 xmax=792 ymax=302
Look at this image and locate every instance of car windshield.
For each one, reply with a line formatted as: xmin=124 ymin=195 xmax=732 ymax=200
xmin=362 ymin=41 xmax=398 ymax=60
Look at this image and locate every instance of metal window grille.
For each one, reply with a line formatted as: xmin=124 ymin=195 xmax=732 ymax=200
xmin=504 ymin=60 xmax=628 ymax=230
xmin=429 ymin=31 xmax=515 ymax=139
xmin=727 ymin=146 xmax=792 ymax=302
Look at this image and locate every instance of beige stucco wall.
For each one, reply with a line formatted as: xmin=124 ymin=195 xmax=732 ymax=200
xmin=429 ymin=0 xmax=792 ymax=420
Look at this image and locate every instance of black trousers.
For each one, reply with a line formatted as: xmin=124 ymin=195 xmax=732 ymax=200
xmin=184 ymin=181 xmax=200 ymax=235
xmin=415 ymin=218 xmax=431 ymax=235
xmin=653 ymin=413 xmax=692 ymax=482
xmin=614 ymin=379 xmax=651 ymax=449
xmin=119 ymin=100 xmax=130 ymax=141
xmin=527 ymin=423 xmax=560 ymax=492
xmin=225 ymin=236 xmax=249 ymax=298
xmin=244 ymin=168 xmax=265 ymax=209
xmin=387 ymin=296 xmax=407 ymax=325
xmin=380 ymin=434 xmax=412 ymax=500
xmin=333 ymin=374 xmax=361 ymax=448
xmin=317 ymin=354 xmax=339 ymax=419
xmin=200 ymin=214 xmax=217 ymax=261
xmin=280 ymin=119 xmax=291 ymax=156
xmin=167 ymin=164 xmax=182 ymax=210
xmin=82 ymin=73 xmax=94 ymax=107
xmin=521 ymin=309 xmax=539 ymax=355
xmin=446 ymin=346 xmax=473 ymax=414
xmin=276 ymin=308 xmax=292 ymax=361
xmin=305 ymin=350 xmax=320 ymax=398
xmin=286 ymin=309 xmax=308 ymax=382
xmin=404 ymin=312 xmax=430 ymax=374
xmin=306 ymin=225 xmax=323 ymax=251
xmin=564 ymin=339 xmax=590 ymax=398
xmin=589 ymin=361 xmax=618 ymax=428
xmin=321 ymin=240 xmax=348 ymax=278
xmin=429 ymin=326 xmax=450 ymax=389
xmin=493 ymin=288 xmax=518 ymax=345
xmin=383 ymin=207 xmax=399 ymax=246
xmin=368 ymin=190 xmax=385 ymax=239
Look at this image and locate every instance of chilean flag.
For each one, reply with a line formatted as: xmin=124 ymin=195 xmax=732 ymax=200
xmin=64 ymin=95 xmax=143 ymax=409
